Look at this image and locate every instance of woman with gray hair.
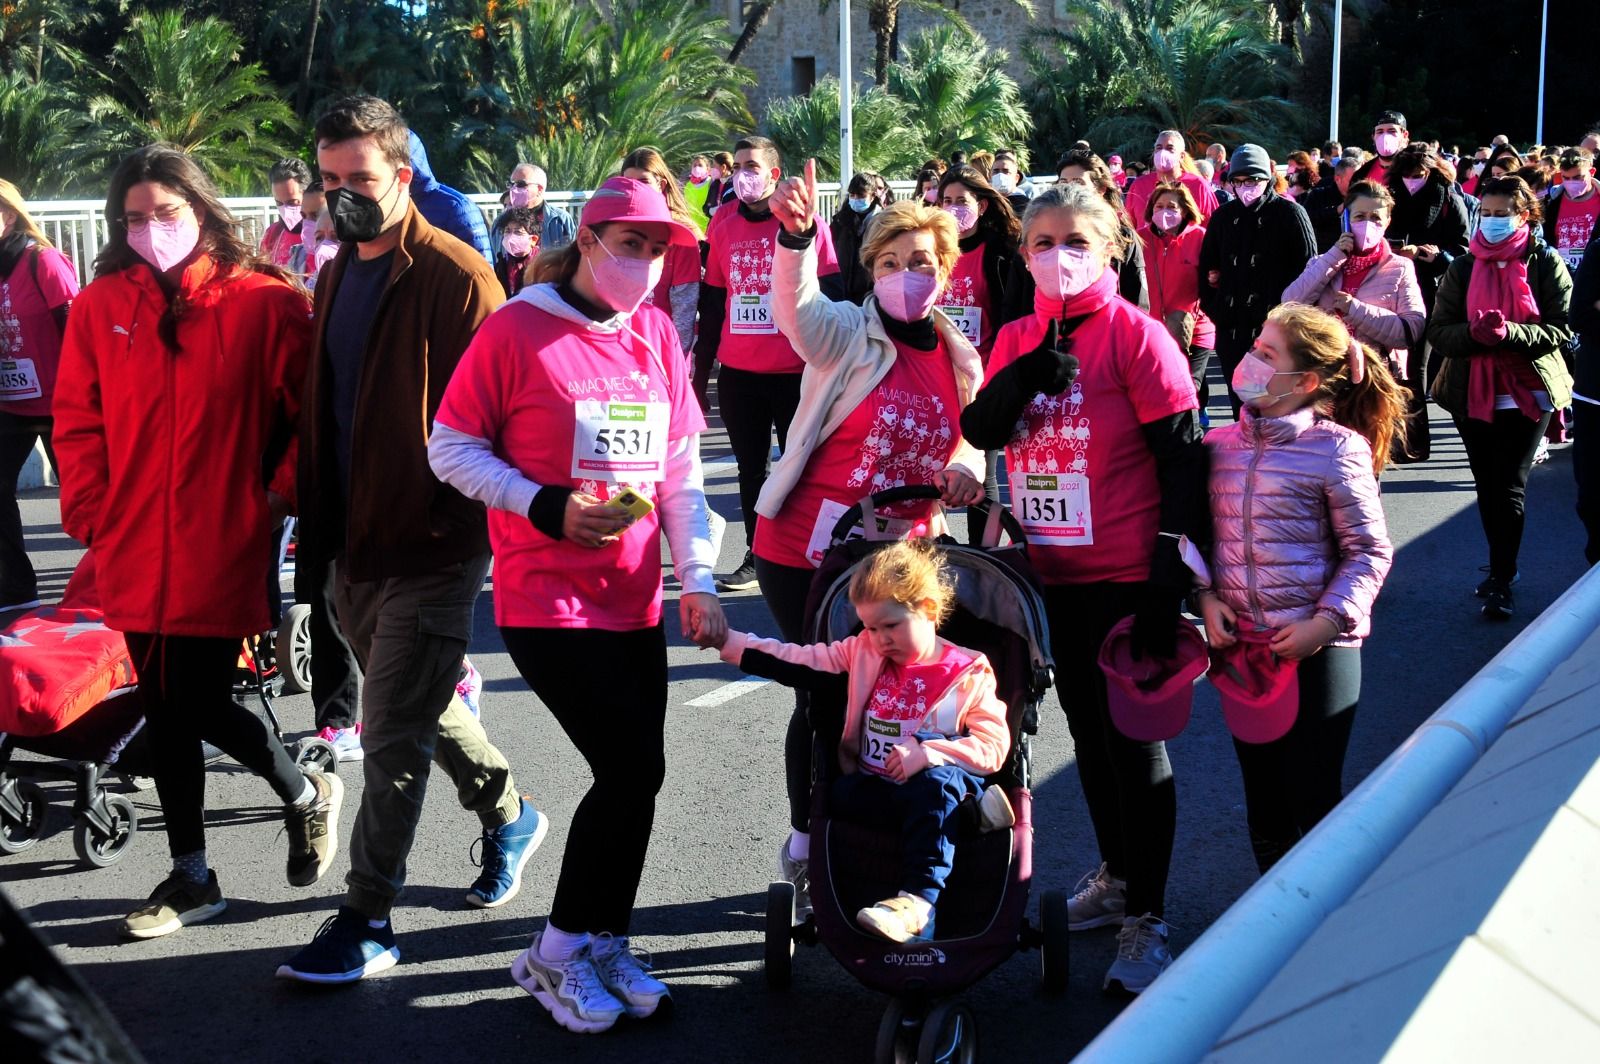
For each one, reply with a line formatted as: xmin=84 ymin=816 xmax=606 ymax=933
xmin=960 ymin=182 xmax=1211 ymax=996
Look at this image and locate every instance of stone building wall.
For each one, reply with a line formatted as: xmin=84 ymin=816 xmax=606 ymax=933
xmin=721 ymin=0 xmax=1070 ymax=127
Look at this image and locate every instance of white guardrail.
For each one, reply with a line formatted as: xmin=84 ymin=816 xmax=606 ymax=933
xmin=25 ymin=179 xmax=960 ymax=289
xmin=1074 ymin=561 xmax=1600 ymax=1064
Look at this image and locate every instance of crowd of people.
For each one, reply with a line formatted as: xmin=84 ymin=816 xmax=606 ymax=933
xmin=0 ymin=92 xmax=1595 ymax=1036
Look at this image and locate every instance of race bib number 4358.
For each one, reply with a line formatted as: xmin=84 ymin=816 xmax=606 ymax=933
xmin=0 ymin=359 xmax=41 ymax=402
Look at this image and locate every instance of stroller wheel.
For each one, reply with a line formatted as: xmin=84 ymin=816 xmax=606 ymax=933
xmin=874 ymin=999 xmax=917 ymax=1064
xmin=278 ymin=604 xmax=313 ymax=694
xmin=73 ymin=793 xmax=137 ymax=868
xmin=0 ymin=779 xmax=48 ymax=854
xmin=764 ymin=880 xmax=796 ymax=990
xmin=1040 ymin=888 xmax=1070 ymax=994
xmin=295 ymin=738 xmax=340 ymax=776
xmin=917 ymin=1001 xmax=978 ymax=1064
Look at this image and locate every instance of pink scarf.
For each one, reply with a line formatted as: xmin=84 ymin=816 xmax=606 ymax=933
xmin=1033 ymin=262 xmax=1120 ymax=321
xmin=1465 ymin=226 xmax=1543 ymax=422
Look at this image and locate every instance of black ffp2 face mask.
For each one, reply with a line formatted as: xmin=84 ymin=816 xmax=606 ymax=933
xmin=327 ymin=178 xmax=397 ymax=244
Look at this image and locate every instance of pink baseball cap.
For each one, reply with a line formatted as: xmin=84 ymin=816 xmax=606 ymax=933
xmin=579 ymin=176 xmax=699 ymax=249
xmin=1098 ymin=616 xmax=1209 ymax=742
xmin=1207 ymin=629 xmax=1300 ymax=744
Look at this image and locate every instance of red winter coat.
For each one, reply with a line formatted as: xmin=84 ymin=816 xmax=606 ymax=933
xmin=53 ymin=255 xmax=311 ymax=637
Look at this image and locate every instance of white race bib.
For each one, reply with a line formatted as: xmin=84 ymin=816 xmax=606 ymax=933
xmin=861 ymin=715 xmax=911 ymax=777
xmin=938 ymin=305 xmax=983 ymax=347
xmin=1011 ymin=471 xmax=1093 ymax=546
xmin=804 ymin=498 xmax=914 ymax=567
xmin=0 ymin=359 xmax=41 ymax=402
xmin=730 ymin=292 xmax=777 ymax=334
xmin=1561 ymin=247 xmax=1585 ymax=270
xmin=571 ymin=399 xmax=670 ymax=483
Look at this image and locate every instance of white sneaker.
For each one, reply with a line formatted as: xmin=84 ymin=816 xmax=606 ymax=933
xmin=511 ymin=933 xmax=626 ymax=1034
xmin=590 ymin=933 xmax=670 ymax=1018
xmin=1066 ymin=862 xmax=1126 ymax=930
xmin=317 ymin=724 xmax=364 ymax=763
xmin=1103 ymin=913 xmax=1174 ymax=995
xmin=456 ymin=658 xmax=483 ymax=719
xmin=977 ymin=785 xmax=1015 ymax=833
xmin=778 ymin=838 xmax=812 ymax=921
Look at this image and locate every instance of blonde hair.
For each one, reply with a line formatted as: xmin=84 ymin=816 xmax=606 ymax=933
xmin=848 ymin=539 xmax=955 ymax=624
xmin=858 ymin=200 xmax=961 ymax=277
xmin=1269 ymin=302 xmax=1409 ymax=471
xmin=0 ymin=179 xmax=52 ymax=249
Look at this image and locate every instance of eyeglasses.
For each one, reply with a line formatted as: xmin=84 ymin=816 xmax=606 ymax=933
xmin=120 ymin=204 xmax=190 ymax=229
xmin=507 ymin=180 xmax=540 ymax=190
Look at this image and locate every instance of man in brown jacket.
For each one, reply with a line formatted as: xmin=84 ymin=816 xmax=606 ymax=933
xmin=279 ymin=96 xmax=548 ymax=984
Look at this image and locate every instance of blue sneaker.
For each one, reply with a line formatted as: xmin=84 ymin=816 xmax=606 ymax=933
xmin=455 ymin=658 xmax=483 ymax=719
xmin=276 ymin=906 xmax=399 ymax=984
xmin=466 ymin=797 xmax=548 ymax=909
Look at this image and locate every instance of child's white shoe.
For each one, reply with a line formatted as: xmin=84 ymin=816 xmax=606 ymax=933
xmin=977 ymin=785 xmax=1015 ymax=833
xmin=856 ymin=893 xmax=935 ymax=943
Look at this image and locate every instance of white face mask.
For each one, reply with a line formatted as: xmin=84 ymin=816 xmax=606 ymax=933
xmin=991 ymin=172 xmax=1016 ymax=194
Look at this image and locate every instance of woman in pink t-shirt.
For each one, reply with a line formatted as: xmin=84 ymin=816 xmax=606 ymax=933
xmin=0 ymin=180 xmax=79 ymax=609
xmin=428 ymin=177 xmax=726 ymax=1035
xmin=959 ymin=182 xmax=1210 ymax=996
xmin=750 ymin=163 xmax=987 ymax=918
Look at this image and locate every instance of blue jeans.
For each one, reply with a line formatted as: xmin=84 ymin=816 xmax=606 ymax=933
xmin=830 ymin=763 xmax=984 ymax=905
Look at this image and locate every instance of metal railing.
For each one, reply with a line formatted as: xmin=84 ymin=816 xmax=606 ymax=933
xmin=1073 ymin=561 xmax=1600 ymax=1064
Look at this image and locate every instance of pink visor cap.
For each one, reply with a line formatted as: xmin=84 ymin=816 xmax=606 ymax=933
xmin=580 ymin=177 xmax=699 ymax=249
xmin=1207 ymin=629 xmax=1300 ymax=744
xmin=1098 ymin=616 xmax=1209 ymax=742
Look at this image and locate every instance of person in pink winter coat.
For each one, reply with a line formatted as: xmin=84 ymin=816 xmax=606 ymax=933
xmin=696 ymin=540 xmax=1014 ymax=945
xmin=1282 ymin=181 xmax=1427 ymax=388
xmin=1198 ymin=303 xmax=1405 ymax=874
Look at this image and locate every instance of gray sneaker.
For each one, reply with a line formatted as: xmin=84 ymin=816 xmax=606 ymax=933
xmin=1066 ymin=861 xmax=1126 ymax=930
xmin=285 ymin=770 xmax=343 ymax=887
xmin=511 ymin=933 xmax=627 ymax=1034
xmin=122 ymin=871 xmax=227 ymax=939
xmin=1103 ymin=913 xmax=1174 ymax=995
xmin=778 ymin=838 xmax=812 ymax=921
xmin=590 ymin=933 xmax=670 ymax=1018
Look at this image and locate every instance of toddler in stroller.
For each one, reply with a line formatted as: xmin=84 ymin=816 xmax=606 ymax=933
xmin=702 ymin=540 xmax=1015 ymax=943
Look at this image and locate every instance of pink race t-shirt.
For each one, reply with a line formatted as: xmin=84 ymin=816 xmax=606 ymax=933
xmin=859 ymin=641 xmax=976 ymax=779
xmin=755 ymin=338 xmax=963 ymax=568
xmin=1555 ymin=193 xmax=1600 ymax=272
xmin=644 ymin=242 xmax=703 ymax=316
xmin=704 ymin=207 xmax=840 ymax=373
xmin=435 ymin=298 xmax=706 ymax=631
xmin=938 ymin=244 xmax=995 ymax=358
xmin=0 ymin=244 xmax=80 ymax=418
xmin=987 ymin=299 xmax=1196 ymax=584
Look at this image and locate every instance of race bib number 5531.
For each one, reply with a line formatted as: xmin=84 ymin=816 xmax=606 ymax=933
xmin=572 ymin=399 xmax=670 ymax=482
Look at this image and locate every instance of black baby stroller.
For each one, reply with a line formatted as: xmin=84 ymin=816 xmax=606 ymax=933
xmin=762 ymin=486 xmax=1068 ymax=1064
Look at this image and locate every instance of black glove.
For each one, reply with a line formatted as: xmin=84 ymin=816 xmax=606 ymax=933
xmin=1129 ymin=581 xmax=1183 ymax=661
xmin=1015 ymin=319 xmax=1080 ymax=396
xmin=528 ymin=485 xmax=573 ymax=541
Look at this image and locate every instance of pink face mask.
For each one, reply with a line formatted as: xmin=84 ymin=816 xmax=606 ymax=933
xmin=733 ymin=169 xmax=769 ymax=204
xmin=278 ymin=204 xmax=303 ymax=230
xmin=1153 ymin=208 xmax=1183 ymax=233
xmin=128 ymin=216 xmax=200 ymax=273
xmin=312 ymin=241 xmax=339 ymax=271
xmin=1564 ymin=178 xmax=1590 ymax=198
xmin=300 ymin=218 xmax=318 ymax=245
xmin=945 ymin=203 xmax=978 ymax=233
xmin=588 ymin=235 xmax=664 ymax=315
xmin=1375 ymin=132 xmax=1403 ymax=157
xmin=923 ymin=187 xmax=939 ymax=204
xmin=1402 ymin=175 xmax=1427 ymax=196
xmin=1351 ymin=219 xmax=1386 ymax=252
xmin=1153 ymin=149 xmax=1180 ymax=173
xmin=502 ymin=232 xmax=533 ymax=259
xmin=1029 ymin=245 xmax=1102 ymax=301
xmin=690 ymin=164 xmax=709 ymax=182
xmin=873 ymin=268 xmax=941 ymax=323
xmin=1234 ymin=182 xmax=1265 ymax=207
xmin=508 ymin=185 xmax=535 ymax=209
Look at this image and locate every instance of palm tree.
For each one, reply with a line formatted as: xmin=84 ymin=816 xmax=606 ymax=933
xmin=75 ymin=9 xmax=297 ymax=192
xmin=858 ymin=0 xmax=1034 ymax=87
xmin=0 ymin=70 xmax=89 ymax=195
xmin=727 ymin=0 xmax=777 ymax=65
xmin=764 ymin=76 xmax=928 ymax=182
xmin=887 ymin=26 xmax=1032 ymax=160
xmin=0 ymin=0 xmax=85 ymax=82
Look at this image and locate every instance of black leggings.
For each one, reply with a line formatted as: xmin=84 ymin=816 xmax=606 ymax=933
xmin=1044 ymin=583 xmax=1175 ymax=919
xmin=0 ymin=413 xmax=54 ymax=603
xmin=500 ymin=624 xmax=667 ymax=935
xmin=1455 ymin=409 xmax=1552 ymax=581
xmin=1231 ymin=646 xmax=1362 ymax=873
xmin=717 ymin=366 xmax=801 ymax=549
xmin=124 ymin=633 xmax=306 ymax=858
xmin=754 ymin=555 xmax=818 ymax=833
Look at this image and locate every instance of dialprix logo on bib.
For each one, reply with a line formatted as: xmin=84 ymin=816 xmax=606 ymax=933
xmin=608 ymin=402 xmax=648 ymax=421
xmin=1027 ymin=474 xmax=1058 ymax=491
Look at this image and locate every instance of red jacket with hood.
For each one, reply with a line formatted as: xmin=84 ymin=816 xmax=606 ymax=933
xmin=53 ymin=254 xmax=311 ymax=637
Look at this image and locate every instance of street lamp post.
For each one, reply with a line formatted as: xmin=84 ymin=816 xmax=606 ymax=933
xmin=840 ymin=0 xmax=854 ymax=182
xmin=1329 ymin=0 xmax=1343 ymax=143
xmin=1535 ymin=0 xmax=1549 ymax=143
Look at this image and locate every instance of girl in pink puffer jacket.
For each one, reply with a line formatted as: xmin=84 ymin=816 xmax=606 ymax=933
xmin=1198 ymin=303 xmax=1406 ymax=873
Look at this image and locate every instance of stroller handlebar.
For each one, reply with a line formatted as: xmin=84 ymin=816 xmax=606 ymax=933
xmin=827 ymin=487 xmax=1029 ymax=550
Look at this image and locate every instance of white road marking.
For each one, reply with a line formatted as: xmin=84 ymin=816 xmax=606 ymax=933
xmin=685 ymin=677 xmax=771 ymax=707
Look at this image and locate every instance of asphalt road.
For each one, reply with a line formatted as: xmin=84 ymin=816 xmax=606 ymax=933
xmin=2 ymin=391 xmax=1590 ymax=1064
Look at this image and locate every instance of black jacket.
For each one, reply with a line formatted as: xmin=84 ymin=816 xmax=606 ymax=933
xmin=1570 ymin=227 xmax=1600 ymax=398
xmin=1302 ymin=178 xmax=1347 ymax=252
xmin=1198 ymin=190 xmax=1316 ymax=344
xmin=830 ymin=206 xmax=878 ymax=305
xmin=1385 ymin=171 xmax=1469 ymax=306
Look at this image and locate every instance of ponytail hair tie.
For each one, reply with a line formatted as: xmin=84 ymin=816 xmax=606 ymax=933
xmin=1345 ymin=336 xmax=1366 ymax=385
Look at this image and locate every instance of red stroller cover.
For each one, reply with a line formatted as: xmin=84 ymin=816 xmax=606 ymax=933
xmin=0 ymin=553 xmax=135 ymax=737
